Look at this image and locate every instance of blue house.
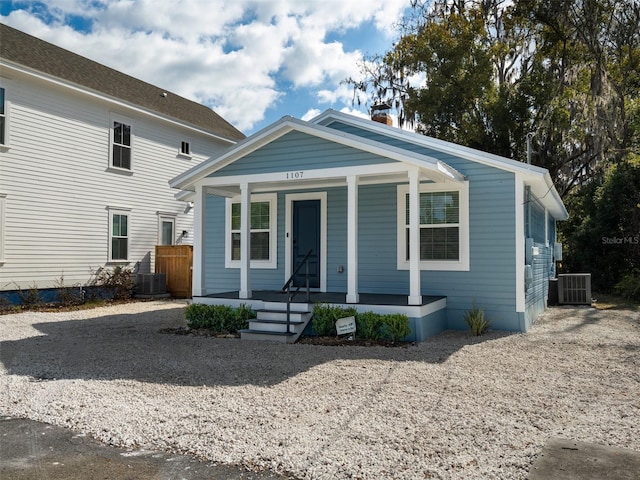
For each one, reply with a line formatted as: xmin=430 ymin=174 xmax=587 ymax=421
xmin=170 ymin=110 xmax=568 ymax=342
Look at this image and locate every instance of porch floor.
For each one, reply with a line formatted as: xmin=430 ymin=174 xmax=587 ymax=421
xmin=204 ymin=290 xmax=445 ymax=307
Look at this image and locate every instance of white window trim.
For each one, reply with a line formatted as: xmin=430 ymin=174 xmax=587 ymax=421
xmin=0 ymin=88 xmax=10 ymax=150
xmin=0 ymin=193 xmax=6 ymax=263
xmin=108 ymin=113 xmax=134 ymax=173
xmin=107 ymin=206 xmax=131 ymax=263
xmin=396 ymin=182 xmax=470 ymax=271
xmin=225 ymin=192 xmax=277 ymax=269
xmin=157 ymin=213 xmax=177 ymax=245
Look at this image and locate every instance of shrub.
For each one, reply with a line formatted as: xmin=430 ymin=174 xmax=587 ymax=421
xmin=464 ymin=305 xmax=490 ymax=336
xmin=614 ymin=272 xmax=640 ymax=302
xmin=356 ymin=311 xmax=384 ymax=340
xmin=380 ymin=313 xmax=411 ymax=342
xmin=95 ymin=266 xmax=135 ymax=300
xmin=185 ymin=304 xmax=256 ymax=333
xmin=312 ymin=303 xmax=357 ymax=336
xmin=227 ymin=303 xmax=255 ymax=332
xmin=54 ymin=275 xmax=85 ymax=306
xmin=14 ymin=282 xmax=43 ymax=307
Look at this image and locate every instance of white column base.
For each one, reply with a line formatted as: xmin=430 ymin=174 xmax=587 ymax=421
xmin=346 ymin=293 xmax=359 ymax=304
xmin=239 ymin=290 xmax=252 ymax=300
xmin=408 ymin=295 xmax=423 ymax=305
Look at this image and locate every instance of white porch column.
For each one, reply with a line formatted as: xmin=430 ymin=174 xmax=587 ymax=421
xmin=408 ymin=168 xmax=422 ymax=305
xmin=239 ymin=182 xmax=252 ymax=299
xmin=192 ymin=185 xmax=206 ymax=297
xmin=346 ymin=175 xmax=359 ymax=303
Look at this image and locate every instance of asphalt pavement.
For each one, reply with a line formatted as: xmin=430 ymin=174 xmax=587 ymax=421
xmin=1 ymin=416 xmax=291 ymax=480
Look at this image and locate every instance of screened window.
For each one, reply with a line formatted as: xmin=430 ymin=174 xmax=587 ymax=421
xmin=112 ymin=121 xmax=131 ymax=169
xmin=0 ymin=87 xmax=6 ymax=145
xmin=405 ymin=191 xmax=460 ymax=261
xmin=110 ymin=212 xmax=129 ymax=261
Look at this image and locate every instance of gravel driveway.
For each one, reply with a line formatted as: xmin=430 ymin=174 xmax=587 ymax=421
xmin=1 ymin=300 xmax=639 ymax=479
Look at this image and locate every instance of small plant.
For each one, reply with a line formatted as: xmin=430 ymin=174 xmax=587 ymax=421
xmin=312 ymin=303 xmax=357 ymax=336
xmin=464 ymin=305 xmax=490 ymax=336
xmin=96 ymin=266 xmax=135 ymax=300
xmin=380 ymin=313 xmax=411 ymax=342
xmin=54 ymin=274 xmax=85 ymax=306
xmin=614 ymin=272 xmax=640 ymax=302
xmin=14 ymin=282 xmax=43 ymax=308
xmin=356 ymin=311 xmax=384 ymax=340
xmin=185 ymin=304 xmax=256 ymax=333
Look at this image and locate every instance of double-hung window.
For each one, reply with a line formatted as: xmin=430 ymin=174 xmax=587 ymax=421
xmin=397 ymin=182 xmax=469 ymax=271
xmin=108 ymin=207 xmax=130 ymax=262
xmin=0 ymin=87 xmax=7 ymax=146
xmin=225 ymin=193 xmax=277 ymax=269
xmin=111 ymin=120 xmax=132 ymax=170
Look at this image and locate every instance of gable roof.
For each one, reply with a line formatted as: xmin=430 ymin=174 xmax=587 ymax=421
xmin=312 ymin=110 xmax=568 ymax=219
xmin=0 ymin=23 xmax=245 ymax=143
xmin=170 ymin=109 xmax=567 ymax=220
xmin=169 ymin=114 xmax=465 ymax=190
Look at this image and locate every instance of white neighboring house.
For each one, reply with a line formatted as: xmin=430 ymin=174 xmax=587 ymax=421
xmin=0 ymin=23 xmax=244 ymax=291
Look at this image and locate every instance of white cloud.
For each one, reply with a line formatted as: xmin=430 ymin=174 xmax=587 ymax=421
xmin=1 ymin=0 xmax=412 ymax=132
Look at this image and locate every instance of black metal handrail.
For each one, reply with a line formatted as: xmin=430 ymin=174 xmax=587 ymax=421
xmin=282 ymin=249 xmax=313 ymax=334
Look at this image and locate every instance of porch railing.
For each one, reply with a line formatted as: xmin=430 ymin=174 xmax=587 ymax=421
xmin=281 ymin=249 xmax=313 ymax=334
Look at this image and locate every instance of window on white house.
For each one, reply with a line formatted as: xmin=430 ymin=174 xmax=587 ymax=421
xmin=0 ymin=88 xmax=6 ymax=145
xmin=181 ymin=141 xmax=190 ymax=155
xmin=225 ymin=193 xmax=277 ymax=269
xmin=397 ymin=182 xmax=469 ymax=271
xmin=109 ymin=210 xmax=129 ymax=261
xmin=0 ymin=193 xmax=6 ymax=263
xmin=159 ymin=217 xmax=175 ymax=245
xmin=112 ymin=121 xmax=131 ymax=169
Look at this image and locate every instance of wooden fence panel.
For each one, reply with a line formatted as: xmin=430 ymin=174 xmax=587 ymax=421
xmin=155 ymin=245 xmax=193 ymax=298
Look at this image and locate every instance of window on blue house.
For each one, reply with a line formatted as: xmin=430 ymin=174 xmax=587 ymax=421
xmin=225 ymin=193 xmax=277 ymax=269
xmin=397 ymin=183 xmax=469 ymax=271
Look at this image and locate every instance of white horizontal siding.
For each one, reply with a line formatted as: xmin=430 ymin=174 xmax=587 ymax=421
xmin=0 ymin=72 xmax=230 ymax=290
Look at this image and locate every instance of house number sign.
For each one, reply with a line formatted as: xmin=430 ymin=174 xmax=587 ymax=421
xmin=285 ymin=171 xmax=304 ymax=179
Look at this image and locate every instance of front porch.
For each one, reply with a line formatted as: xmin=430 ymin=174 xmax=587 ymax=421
xmin=195 ymin=290 xmax=448 ymax=342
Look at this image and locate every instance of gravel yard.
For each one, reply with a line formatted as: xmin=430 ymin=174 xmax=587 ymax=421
xmin=1 ymin=300 xmax=639 ymax=479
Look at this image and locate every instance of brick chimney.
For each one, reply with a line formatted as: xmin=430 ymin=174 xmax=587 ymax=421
xmin=371 ymin=103 xmax=393 ymax=126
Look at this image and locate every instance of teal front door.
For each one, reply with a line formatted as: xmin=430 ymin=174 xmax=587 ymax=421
xmin=292 ymin=200 xmax=320 ymax=288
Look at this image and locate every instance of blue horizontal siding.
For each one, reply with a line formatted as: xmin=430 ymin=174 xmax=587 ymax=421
xmin=209 ymin=130 xmax=397 ymax=177
xmin=202 ymin=119 xmax=526 ymax=332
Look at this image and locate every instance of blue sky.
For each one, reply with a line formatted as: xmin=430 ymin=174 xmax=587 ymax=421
xmin=0 ymin=0 xmax=413 ymax=134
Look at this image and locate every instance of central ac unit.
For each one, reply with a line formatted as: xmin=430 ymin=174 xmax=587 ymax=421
xmin=558 ymin=274 xmax=591 ymax=305
xmin=135 ymin=273 xmax=167 ymax=295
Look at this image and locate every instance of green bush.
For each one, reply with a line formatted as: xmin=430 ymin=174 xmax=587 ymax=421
xmin=356 ymin=311 xmax=384 ymax=340
xmin=312 ymin=303 xmax=357 ymax=336
xmin=96 ymin=266 xmax=135 ymax=300
xmin=614 ymin=272 xmax=640 ymax=302
xmin=464 ymin=305 xmax=490 ymax=336
xmin=185 ymin=303 xmax=255 ymax=333
xmin=312 ymin=305 xmax=411 ymax=341
xmin=381 ymin=313 xmax=411 ymax=342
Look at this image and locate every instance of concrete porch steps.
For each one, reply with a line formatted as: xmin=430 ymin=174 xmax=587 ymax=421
xmin=239 ymin=307 xmax=313 ymax=343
